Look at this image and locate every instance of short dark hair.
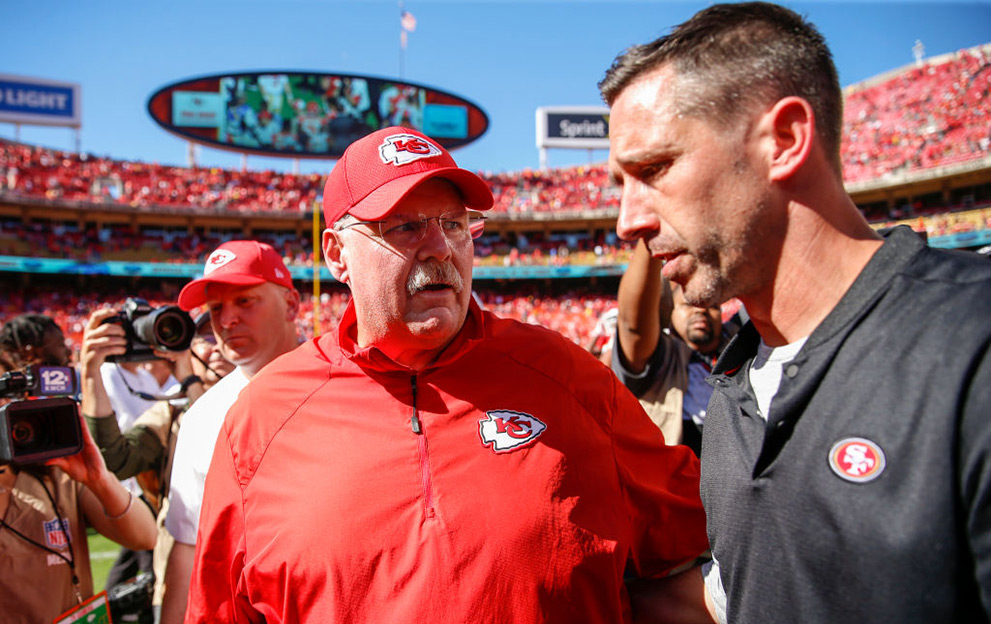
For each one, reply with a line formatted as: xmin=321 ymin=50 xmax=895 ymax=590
xmin=599 ymin=2 xmax=842 ymax=172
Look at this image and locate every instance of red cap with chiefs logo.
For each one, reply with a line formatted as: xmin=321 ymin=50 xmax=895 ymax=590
xmin=322 ymin=126 xmax=493 ymax=227
xmin=177 ymin=240 xmax=294 ymax=311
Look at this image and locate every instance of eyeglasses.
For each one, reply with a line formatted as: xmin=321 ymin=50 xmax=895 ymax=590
xmin=337 ymin=210 xmax=486 ymax=248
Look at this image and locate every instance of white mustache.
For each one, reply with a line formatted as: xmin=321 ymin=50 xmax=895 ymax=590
xmin=407 ymin=262 xmax=464 ymax=297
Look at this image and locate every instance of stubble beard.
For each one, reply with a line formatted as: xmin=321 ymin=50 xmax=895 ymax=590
xmin=679 ymin=235 xmax=733 ymax=310
xmin=683 ymin=187 xmax=773 ymax=310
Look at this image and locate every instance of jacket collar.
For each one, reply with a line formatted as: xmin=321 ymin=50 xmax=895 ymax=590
xmin=711 ymin=225 xmax=926 ymax=379
xmin=332 ymin=296 xmax=487 ymax=374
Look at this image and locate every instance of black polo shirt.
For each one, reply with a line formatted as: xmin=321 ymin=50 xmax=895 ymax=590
xmin=702 ymin=226 xmax=991 ymax=623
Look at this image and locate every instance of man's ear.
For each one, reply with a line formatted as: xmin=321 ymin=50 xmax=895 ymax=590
xmin=322 ymin=228 xmax=349 ymax=284
xmin=284 ymin=286 xmax=302 ymax=320
xmin=762 ymin=96 xmax=814 ymax=182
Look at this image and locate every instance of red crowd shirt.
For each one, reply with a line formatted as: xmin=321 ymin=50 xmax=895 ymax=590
xmin=187 ymin=300 xmax=707 ymax=623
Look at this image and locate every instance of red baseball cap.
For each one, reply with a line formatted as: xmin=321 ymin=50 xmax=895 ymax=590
xmin=322 ymin=126 xmax=493 ymax=227
xmin=178 ymin=240 xmax=294 ymax=311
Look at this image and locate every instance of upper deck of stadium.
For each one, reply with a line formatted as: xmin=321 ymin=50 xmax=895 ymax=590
xmin=0 ymin=41 xmax=989 ymax=264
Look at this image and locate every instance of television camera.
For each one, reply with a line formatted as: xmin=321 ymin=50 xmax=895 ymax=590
xmin=0 ymin=365 xmax=81 ymax=464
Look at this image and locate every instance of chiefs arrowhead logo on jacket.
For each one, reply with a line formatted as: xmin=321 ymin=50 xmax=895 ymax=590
xmin=478 ymin=410 xmax=546 ymax=453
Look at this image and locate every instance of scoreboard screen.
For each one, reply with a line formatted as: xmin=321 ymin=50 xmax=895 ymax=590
xmin=147 ymin=71 xmax=488 ymax=158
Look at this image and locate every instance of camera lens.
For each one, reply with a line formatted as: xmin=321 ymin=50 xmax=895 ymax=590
xmin=11 ymin=420 xmax=36 ymax=445
xmin=154 ymin=310 xmax=189 ymax=347
xmin=9 ymin=412 xmax=50 ymax=452
xmin=132 ymin=306 xmax=195 ymax=351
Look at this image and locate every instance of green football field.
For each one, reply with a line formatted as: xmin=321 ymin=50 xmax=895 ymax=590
xmin=87 ymin=528 xmax=118 ymax=591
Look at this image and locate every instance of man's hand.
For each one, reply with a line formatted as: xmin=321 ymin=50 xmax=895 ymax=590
xmin=628 ymin=566 xmax=718 ymax=624
xmin=78 ymin=308 xmax=128 ymax=420
xmin=47 ymin=407 xmax=111 ymax=487
xmin=151 ymin=346 xmax=196 ymax=385
xmin=79 ymin=308 xmax=128 ymax=377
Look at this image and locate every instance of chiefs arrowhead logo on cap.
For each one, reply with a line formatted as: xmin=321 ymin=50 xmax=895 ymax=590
xmin=379 ymin=133 xmax=442 ymax=166
xmin=204 ymin=249 xmax=236 ymax=275
xmin=828 ymin=437 xmax=886 ymax=483
xmin=478 ymin=410 xmax=547 ymax=453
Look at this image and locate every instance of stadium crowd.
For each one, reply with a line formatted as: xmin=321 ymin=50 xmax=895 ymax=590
xmin=0 ymin=138 xmax=624 ymax=217
xmin=0 ymin=281 xmax=628 ymax=362
xmin=0 ymin=40 xmax=989 ymax=361
xmin=2 ymin=43 xmax=989 ymax=221
xmin=482 ymin=164 xmax=619 ymax=214
xmin=0 ymin=141 xmax=323 ymax=214
xmin=4 ymin=203 xmax=989 ymax=268
xmin=842 ymin=44 xmax=991 ymax=181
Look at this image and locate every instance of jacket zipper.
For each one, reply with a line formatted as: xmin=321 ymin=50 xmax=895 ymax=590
xmin=410 ymin=375 xmax=436 ymax=518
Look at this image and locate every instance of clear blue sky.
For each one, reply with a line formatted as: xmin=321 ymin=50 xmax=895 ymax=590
xmin=5 ymin=1 xmax=990 ymax=176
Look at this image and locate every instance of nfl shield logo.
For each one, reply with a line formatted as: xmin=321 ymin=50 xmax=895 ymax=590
xmin=44 ymin=518 xmax=70 ymax=549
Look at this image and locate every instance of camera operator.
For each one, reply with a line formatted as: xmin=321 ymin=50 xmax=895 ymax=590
xmin=0 ymin=313 xmax=157 ymax=623
xmin=81 ymin=310 xmax=235 ymax=618
xmin=0 ymin=313 xmax=73 ymax=371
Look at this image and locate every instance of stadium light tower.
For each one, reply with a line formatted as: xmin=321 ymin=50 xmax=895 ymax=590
xmin=913 ymin=40 xmax=925 ymax=67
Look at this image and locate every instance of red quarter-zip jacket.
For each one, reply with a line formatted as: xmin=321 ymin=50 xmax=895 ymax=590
xmin=187 ymin=299 xmax=707 ymax=623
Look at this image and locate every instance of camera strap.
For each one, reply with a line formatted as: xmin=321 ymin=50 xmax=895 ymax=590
xmin=114 ymin=353 xmax=222 ymax=402
xmin=190 ymin=349 xmax=227 ymax=384
xmin=115 ymin=363 xmax=186 ymax=402
xmin=0 ymin=471 xmax=82 ymax=605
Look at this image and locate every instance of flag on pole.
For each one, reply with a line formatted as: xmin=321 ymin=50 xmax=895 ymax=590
xmin=401 ymin=10 xmax=417 ymax=32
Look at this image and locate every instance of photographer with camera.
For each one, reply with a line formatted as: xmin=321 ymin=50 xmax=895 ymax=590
xmin=98 ymin=298 xmax=196 ymax=442
xmin=0 ymin=313 xmax=157 ymax=623
xmin=79 ymin=299 xmax=199 ymax=618
xmin=81 ymin=309 xmax=235 ymax=621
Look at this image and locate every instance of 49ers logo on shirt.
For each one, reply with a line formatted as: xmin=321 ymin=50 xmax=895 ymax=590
xmin=479 ymin=410 xmax=546 ymax=453
xmin=379 ymin=133 xmax=442 ymax=166
xmin=828 ymin=437 xmax=886 ymax=483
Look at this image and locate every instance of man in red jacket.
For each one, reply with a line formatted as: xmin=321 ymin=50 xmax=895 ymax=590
xmin=186 ymin=127 xmax=713 ymax=623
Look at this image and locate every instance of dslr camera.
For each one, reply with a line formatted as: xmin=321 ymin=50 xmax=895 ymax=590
xmin=103 ymin=297 xmax=196 ymax=362
xmin=0 ymin=365 xmax=81 ymax=464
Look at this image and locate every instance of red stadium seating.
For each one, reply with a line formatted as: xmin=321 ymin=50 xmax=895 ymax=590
xmin=1 ymin=43 xmax=990 ymax=353
xmin=2 ymin=42 xmax=989 ymax=217
xmin=842 ymin=45 xmax=991 ymax=181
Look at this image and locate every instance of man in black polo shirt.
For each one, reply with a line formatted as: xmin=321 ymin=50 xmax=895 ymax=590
xmin=600 ymin=2 xmax=991 ymax=622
